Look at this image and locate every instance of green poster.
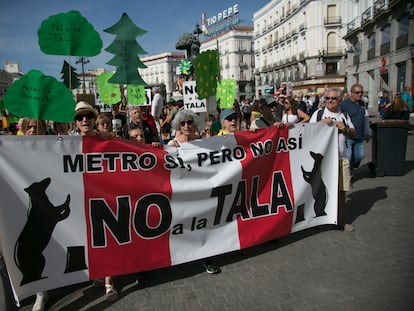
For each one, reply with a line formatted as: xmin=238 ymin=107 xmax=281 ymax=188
xmin=4 ymin=70 xmax=75 ymax=122
xmin=38 ymin=10 xmax=102 ymax=56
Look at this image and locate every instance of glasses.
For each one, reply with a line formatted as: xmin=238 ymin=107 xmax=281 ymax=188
xmin=225 ymin=115 xmax=238 ymax=121
xmin=75 ymin=113 xmax=94 ymax=121
xmin=28 ymin=125 xmax=37 ymax=130
xmin=180 ymin=120 xmax=194 ymax=127
xmin=325 ymin=97 xmax=338 ymax=101
xmin=284 ymin=101 xmax=290 ymax=105
xmin=353 ymin=91 xmax=363 ymax=94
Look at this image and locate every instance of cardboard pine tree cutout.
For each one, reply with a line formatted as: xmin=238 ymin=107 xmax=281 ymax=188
xmin=61 ymin=60 xmax=81 ymax=89
xmin=103 ymin=13 xmax=147 ymax=85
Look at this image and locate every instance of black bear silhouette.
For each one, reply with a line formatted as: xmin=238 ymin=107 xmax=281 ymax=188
xmin=14 ymin=177 xmax=70 ymax=286
xmin=301 ymin=151 xmax=327 ymax=217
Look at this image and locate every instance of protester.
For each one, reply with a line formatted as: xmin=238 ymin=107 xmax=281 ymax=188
xmin=309 ymin=87 xmax=356 ymax=232
xmin=168 ymin=110 xmax=221 ymax=274
xmin=383 ymin=92 xmax=410 ymax=120
xmin=241 ymin=98 xmax=252 ymax=130
xmin=21 ymin=118 xmax=48 ymax=136
xmin=278 ymin=96 xmax=309 ymax=128
xmin=20 ymin=118 xmax=50 ymax=311
xmin=111 ymin=103 xmax=127 ymax=138
xmin=53 ymin=122 xmax=71 ymax=135
xmin=168 ymin=110 xmax=200 ymax=147
xmin=129 ymin=105 xmax=160 ymax=146
xmin=218 ymin=108 xmax=239 ymax=135
xmin=159 ymin=97 xmax=178 ymax=142
xmin=200 ymin=113 xmax=219 ymax=138
xmin=250 ymin=98 xmax=275 ymax=130
xmin=128 ymin=127 xmax=145 ymax=143
xmin=73 ymin=101 xmax=117 ymax=301
xmin=339 ymin=83 xmax=372 ymax=179
xmin=96 ymin=114 xmax=112 ymax=134
xmin=401 ymin=86 xmax=413 ymax=114
xmin=378 ymin=90 xmax=390 ymax=119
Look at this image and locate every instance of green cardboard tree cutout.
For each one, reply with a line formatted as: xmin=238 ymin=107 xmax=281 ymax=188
xmin=4 ymin=70 xmax=76 ymax=122
xmin=216 ymin=79 xmax=237 ymax=109
xmin=103 ymin=13 xmax=147 ymax=85
xmin=193 ymin=50 xmax=219 ymax=99
xmin=38 ymin=10 xmax=102 ymax=56
xmin=127 ymin=85 xmax=147 ymax=105
xmin=61 ymin=60 xmax=81 ymax=89
xmin=96 ymin=72 xmax=122 ymax=104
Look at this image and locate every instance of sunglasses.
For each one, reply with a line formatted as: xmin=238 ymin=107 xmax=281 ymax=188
xmin=225 ymin=115 xmax=238 ymax=121
xmin=353 ymin=91 xmax=363 ymax=94
xmin=325 ymin=97 xmax=338 ymax=100
xmin=27 ymin=125 xmax=37 ymax=130
xmin=180 ymin=120 xmax=194 ymax=126
xmin=75 ymin=113 xmax=94 ymax=121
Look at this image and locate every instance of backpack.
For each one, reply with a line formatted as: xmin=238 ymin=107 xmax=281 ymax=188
xmin=316 ymin=107 xmax=348 ymax=123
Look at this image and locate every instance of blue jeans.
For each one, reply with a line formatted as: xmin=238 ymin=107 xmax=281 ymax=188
xmin=345 ymin=138 xmax=365 ymax=170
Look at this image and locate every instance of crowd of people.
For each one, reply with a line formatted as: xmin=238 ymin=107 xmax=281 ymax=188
xmin=1 ymin=83 xmax=412 ymax=310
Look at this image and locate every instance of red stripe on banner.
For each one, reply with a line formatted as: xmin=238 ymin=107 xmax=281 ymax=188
xmin=234 ymin=126 xmax=294 ymax=249
xmin=82 ymin=137 xmax=172 ymax=280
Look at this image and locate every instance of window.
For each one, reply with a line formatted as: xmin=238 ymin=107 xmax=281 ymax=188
xmin=398 ymin=14 xmax=409 ymax=36
xmin=325 ymin=62 xmax=338 ymax=75
xmin=368 ymin=33 xmax=375 ymax=50
xmin=382 ymin=24 xmax=391 ymax=43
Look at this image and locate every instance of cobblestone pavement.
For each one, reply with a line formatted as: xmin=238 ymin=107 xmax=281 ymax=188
xmin=4 ymin=114 xmax=414 ymax=311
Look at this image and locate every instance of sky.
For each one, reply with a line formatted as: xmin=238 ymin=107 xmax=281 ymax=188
xmin=0 ymin=0 xmax=269 ymax=78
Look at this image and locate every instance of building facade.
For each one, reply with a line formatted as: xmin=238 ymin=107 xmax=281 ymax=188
xmin=200 ymin=25 xmax=255 ymax=100
xmin=139 ymin=52 xmax=186 ymax=98
xmin=253 ymin=0 xmax=352 ymax=97
xmin=343 ymin=0 xmax=413 ymax=107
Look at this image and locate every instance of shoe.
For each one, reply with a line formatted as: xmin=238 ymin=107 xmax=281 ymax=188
xmin=135 ymin=273 xmax=147 ymax=287
xmin=93 ymin=279 xmax=104 ymax=287
xmin=344 ymin=224 xmax=355 ymax=232
xmin=32 ymin=291 xmax=48 ymax=311
xmin=202 ymin=261 xmax=221 ymax=274
xmin=105 ymin=284 xmax=118 ymax=302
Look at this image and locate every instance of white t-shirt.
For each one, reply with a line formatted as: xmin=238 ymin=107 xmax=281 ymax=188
xmin=309 ymin=108 xmax=355 ymax=159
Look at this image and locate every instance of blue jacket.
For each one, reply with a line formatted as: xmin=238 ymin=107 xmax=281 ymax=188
xmin=340 ymin=98 xmax=367 ymax=141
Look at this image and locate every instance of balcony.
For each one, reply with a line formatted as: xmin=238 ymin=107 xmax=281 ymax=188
xmin=361 ymin=7 xmax=373 ymax=25
xmin=367 ymin=47 xmax=376 ymax=60
xmin=346 ymin=17 xmax=359 ymax=35
xmin=299 ymin=23 xmax=306 ymax=32
xmin=374 ymin=0 xmax=386 ymax=15
xmin=299 ymin=52 xmax=305 ymax=61
xmin=324 ymin=16 xmax=341 ymax=26
xmin=380 ymin=42 xmax=390 ymax=55
xmin=321 ymin=48 xmax=344 ymax=58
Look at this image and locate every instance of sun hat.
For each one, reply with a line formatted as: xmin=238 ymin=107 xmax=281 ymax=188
xmin=75 ymin=101 xmax=98 ymax=119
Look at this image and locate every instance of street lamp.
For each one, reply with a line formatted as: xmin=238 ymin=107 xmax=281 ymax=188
xmin=76 ymin=57 xmax=90 ymax=94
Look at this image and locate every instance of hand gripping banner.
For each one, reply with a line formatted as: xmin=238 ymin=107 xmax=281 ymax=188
xmin=0 ymin=123 xmax=338 ymax=303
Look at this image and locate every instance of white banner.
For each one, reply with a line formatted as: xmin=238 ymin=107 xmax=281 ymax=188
xmin=0 ymin=123 xmax=338 ymax=302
